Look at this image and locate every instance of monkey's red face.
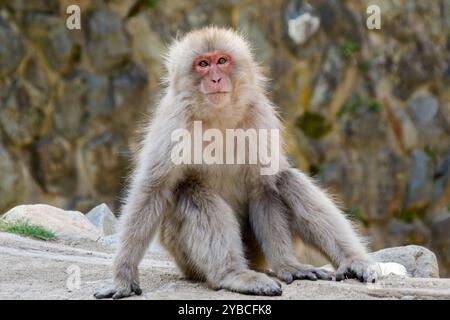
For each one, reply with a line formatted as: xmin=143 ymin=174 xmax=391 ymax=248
xmin=193 ymin=51 xmax=233 ymax=104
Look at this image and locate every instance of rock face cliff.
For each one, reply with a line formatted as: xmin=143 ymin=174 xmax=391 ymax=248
xmin=0 ymin=1 xmax=449 ymax=275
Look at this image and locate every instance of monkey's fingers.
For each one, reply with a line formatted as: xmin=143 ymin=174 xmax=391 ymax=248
xmin=94 ymin=282 xmax=142 ymax=300
xmin=294 ymin=268 xmax=333 ymax=281
xmin=94 ymin=287 xmax=117 ymax=299
xmin=112 ymin=283 xmax=143 ymax=299
xmin=361 ymin=264 xmax=379 ymax=283
xmin=336 ymin=272 xmax=356 ymax=282
xmin=311 ymin=269 xmax=334 ymax=281
xmin=250 ymin=280 xmax=282 ymax=297
xmin=294 ymin=270 xmax=318 ymax=281
xmin=336 ymin=260 xmax=379 ymax=283
xmin=112 ymin=289 xmax=134 ymax=299
xmin=132 ymin=282 xmax=143 ymax=295
xmin=277 ymin=272 xmax=295 ymax=284
xmin=275 ymin=265 xmax=333 ymax=283
xmin=335 ymin=263 xmax=352 ymax=282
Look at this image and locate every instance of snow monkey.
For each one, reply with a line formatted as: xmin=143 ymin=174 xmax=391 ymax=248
xmin=94 ymin=27 xmax=379 ymax=299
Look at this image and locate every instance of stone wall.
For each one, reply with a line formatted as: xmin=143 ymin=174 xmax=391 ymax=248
xmin=0 ymin=0 xmax=449 ymax=275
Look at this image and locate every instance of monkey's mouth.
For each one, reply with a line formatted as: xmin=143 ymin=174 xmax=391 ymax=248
xmin=205 ymin=92 xmax=230 ymax=106
xmin=205 ymin=91 xmax=230 ymax=95
xmin=204 ymin=92 xmax=230 ymax=104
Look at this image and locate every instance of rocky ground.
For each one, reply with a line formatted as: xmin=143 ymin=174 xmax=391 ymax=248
xmin=1 ymin=231 xmax=449 ymax=300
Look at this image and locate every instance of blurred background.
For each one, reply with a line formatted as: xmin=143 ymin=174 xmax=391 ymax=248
xmin=0 ymin=0 xmax=449 ymax=275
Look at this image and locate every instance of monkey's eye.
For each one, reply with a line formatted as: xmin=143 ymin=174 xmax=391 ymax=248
xmin=217 ymin=57 xmax=227 ymax=64
xmin=198 ymin=60 xmax=209 ymax=68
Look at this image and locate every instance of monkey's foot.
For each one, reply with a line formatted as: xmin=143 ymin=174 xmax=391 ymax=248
xmin=94 ymin=281 xmax=142 ymax=299
xmin=217 ymin=270 xmax=282 ymax=296
xmin=336 ymin=258 xmax=380 ymax=283
xmin=272 ymin=263 xmax=333 ymax=284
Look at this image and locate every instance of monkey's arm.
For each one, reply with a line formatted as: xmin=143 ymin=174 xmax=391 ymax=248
xmin=95 ymin=118 xmax=176 ymax=299
xmin=99 ymin=190 xmax=166 ymax=299
xmin=249 ymin=100 xmax=377 ymax=282
xmin=277 ymin=168 xmax=379 ymax=283
xmin=94 ymin=173 xmax=171 ymax=299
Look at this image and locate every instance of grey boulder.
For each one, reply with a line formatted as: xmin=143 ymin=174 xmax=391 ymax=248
xmin=86 ymin=203 xmax=117 ymax=236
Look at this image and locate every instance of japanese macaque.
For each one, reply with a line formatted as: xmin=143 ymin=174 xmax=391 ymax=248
xmin=94 ymin=27 xmax=379 ymax=299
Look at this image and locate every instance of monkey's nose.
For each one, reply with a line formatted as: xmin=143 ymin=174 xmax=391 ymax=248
xmin=212 ymin=78 xmax=221 ymax=83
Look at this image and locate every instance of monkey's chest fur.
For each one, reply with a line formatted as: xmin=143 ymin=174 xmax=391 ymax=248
xmin=161 ymin=163 xmax=267 ymax=274
xmin=181 ymin=164 xmax=252 ymax=218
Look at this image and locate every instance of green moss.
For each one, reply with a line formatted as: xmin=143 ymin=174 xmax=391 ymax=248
xmin=395 ymin=208 xmax=422 ymax=223
xmin=337 ymin=94 xmax=383 ymax=118
xmin=347 ymin=208 xmax=368 ymax=227
xmin=348 ymin=207 xmax=365 ymax=219
xmin=128 ymin=0 xmax=157 ymax=16
xmin=337 ymin=100 xmax=359 ymax=118
xmin=145 ymin=0 xmax=157 ymax=9
xmin=357 ymin=61 xmax=370 ymax=73
xmin=296 ymin=112 xmax=332 ymax=139
xmin=339 ymin=40 xmax=359 ymax=60
xmin=368 ymin=102 xmax=382 ymax=112
xmin=424 ymin=145 xmax=438 ymax=162
xmin=0 ymin=220 xmax=56 ymax=240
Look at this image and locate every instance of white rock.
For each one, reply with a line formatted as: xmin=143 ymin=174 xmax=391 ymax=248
xmin=288 ymin=13 xmax=320 ymax=45
xmin=319 ymin=262 xmax=406 ymax=278
xmin=2 ymin=204 xmax=101 ymax=241
xmin=86 ymin=203 xmax=117 ymax=236
xmin=378 ymin=262 xmax=408 ymax=277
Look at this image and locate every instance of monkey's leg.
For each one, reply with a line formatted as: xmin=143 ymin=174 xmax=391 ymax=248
xmin=94 ymin=190 xmax=165 ymax=299
xmin=249 ymin=185 xmax=332 ymax=284
xmin=159 ymin=214 xmax=205 ymax=282
xmin=172 ymin=181 xmax=282 ymax=296
xmin=277 ymin=168 xmax=379 ymax=283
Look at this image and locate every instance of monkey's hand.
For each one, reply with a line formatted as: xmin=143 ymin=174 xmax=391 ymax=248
xmin=94 ymin=280 xmax=142 ymax=299
xmin=271 ymin=261 xmax=333 ymax=284
xmin=336 ymin=258 xmax=380 ymax=283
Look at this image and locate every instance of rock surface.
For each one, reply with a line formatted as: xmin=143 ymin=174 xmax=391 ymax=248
xmin=0 ymin=232 xmax=449 ymax=300
xmin=369 ymin=245 xmax=440 ymax=278
xmin=2 ymin=204 xmax=101 ymax=241
xmin=0 ymin=16 xmax=25 ymax=76
xmin=86 ymin=203 xmax=117 ymax=236
xmin=0 ymin=145 xmax=25 ymax=212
